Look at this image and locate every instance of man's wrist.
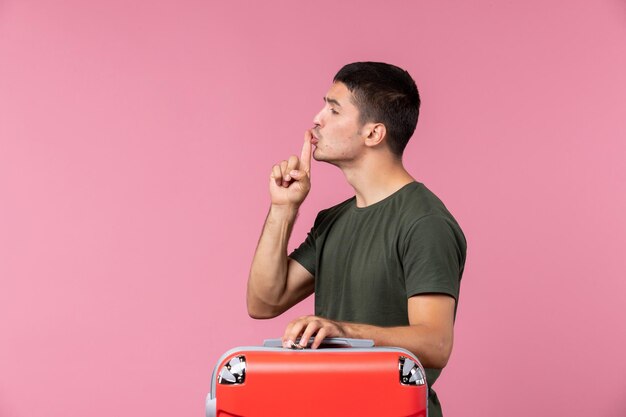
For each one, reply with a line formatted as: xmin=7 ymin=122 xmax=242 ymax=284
xmin=339 ymin=321 xmax=382 ymax=343
xmin=269 ymin=203 xmax=300 ymax=220
xmin=340 ymin=321 xmax=362 ymax=339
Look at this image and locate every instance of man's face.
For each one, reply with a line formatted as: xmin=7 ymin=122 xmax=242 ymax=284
xmin=311 ymin=82 xmax=367 ymax=165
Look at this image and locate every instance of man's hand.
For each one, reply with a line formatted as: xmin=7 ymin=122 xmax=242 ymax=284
xmin=282 ymin=315 xmax=346 ymax=349
xmin=269 ymin=130 xmax=313 ymax=208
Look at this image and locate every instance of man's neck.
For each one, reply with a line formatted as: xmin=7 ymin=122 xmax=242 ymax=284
xmin=339 ymin=151 xmax=415 ymax=208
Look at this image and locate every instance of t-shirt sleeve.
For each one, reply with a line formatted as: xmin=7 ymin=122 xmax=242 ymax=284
xmin=402 ymin=214 xmax=466 ymax=301
xmin=288 ymin=225 xmax=317 ymax=276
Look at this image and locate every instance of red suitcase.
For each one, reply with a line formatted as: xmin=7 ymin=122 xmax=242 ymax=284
xmin=205 ymin=338 xmax=428 ymax=417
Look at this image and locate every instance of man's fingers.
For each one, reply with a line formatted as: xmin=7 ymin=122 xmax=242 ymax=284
xmin=269 ymin=131 xmax=311 ymax=191
xmin=281 ymin=320 xmax=296 ymax=347
xmin=281 ymin=316 xmax=341 ymax=349
xmin=311 ymin=327 xmax=328 ymax=350
xmin=283 ymin=318 xmax=306 ymax=348
xmin=288 ymin=170 xmax=306 ymax=180
xmin=299 ymin=320 xmax=320 ymax=349
xmin=300 ymin=130 xmax=313 ymax=174
xmin=285 ymin=155 xmax=299 ymax=182
xmin=271 ymin=164 xmax=282 ymax=186
xmin=279 ymin=160 xmax=289 ymax=187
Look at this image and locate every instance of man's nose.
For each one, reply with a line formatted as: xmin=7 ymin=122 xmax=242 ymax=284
xmin=312 ymin=108 xmax=323 ymax=127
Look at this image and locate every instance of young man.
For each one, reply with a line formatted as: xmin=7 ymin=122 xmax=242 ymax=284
xmin=247 ymin=62 xmax=466 ymax=417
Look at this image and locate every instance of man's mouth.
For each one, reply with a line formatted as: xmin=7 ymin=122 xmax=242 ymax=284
xmin=311 ymin=130 xmax=320 ymax=145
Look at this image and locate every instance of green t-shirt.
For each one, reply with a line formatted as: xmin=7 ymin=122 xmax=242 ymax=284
xmin=289 ymin=181 xmax=467 ymax=417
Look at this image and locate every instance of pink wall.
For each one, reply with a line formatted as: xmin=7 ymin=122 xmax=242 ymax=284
xmin=1 ymin=1 xmax=625 ymax=416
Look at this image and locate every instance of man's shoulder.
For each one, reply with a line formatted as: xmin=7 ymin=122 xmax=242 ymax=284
xmin=390 ymin=182 xmax=465 ymax=237
xmin=387 ymin=182 xmax=450 ymax=218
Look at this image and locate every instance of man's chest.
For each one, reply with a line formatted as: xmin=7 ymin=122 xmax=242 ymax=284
xmin=315 ymin=212 xmax=405 ymax=290
xmin=313 ymin=211 xmax=411 ymax=324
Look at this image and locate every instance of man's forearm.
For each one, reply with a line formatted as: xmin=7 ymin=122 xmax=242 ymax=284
xmin=247 ymin=204 xmax=299 ymax=316
xmin=341 ymin=322 xmax=453 ymax=369
xmin=283 ymin=315 xmax=453 ymax=369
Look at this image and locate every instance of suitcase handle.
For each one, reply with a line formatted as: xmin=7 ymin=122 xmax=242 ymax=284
xmin=262 ymin=337 xmax=375 ymax=348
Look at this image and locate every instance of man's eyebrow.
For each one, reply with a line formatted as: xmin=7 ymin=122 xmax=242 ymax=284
xmin=323 ymin=96 xmax=342 ymax=107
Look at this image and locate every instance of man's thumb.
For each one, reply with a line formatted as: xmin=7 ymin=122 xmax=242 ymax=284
xmin=289 ymin=170 xmax=307 ymax=180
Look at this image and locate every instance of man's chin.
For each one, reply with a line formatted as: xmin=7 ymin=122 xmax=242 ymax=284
xmin=312 ymin=154 xmax=340 ymax=168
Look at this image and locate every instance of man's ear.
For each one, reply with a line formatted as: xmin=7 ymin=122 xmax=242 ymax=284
xmin=363 ymin=123 xmax=387 ymax=148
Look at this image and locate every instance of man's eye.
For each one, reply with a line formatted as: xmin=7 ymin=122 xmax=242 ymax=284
xmin=330 ymin=108 xmax=339 ymax=115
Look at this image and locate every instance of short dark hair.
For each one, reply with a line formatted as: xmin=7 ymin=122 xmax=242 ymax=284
xmin=333 ymin=62 xmax=420 ymax=157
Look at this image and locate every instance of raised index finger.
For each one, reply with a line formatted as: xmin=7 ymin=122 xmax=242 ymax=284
xmin=299 ymin=130 xmax=312 ymax=174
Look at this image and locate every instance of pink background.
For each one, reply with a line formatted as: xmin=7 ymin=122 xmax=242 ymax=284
xmin=1 ymin=1 xmax=625 ymax=416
